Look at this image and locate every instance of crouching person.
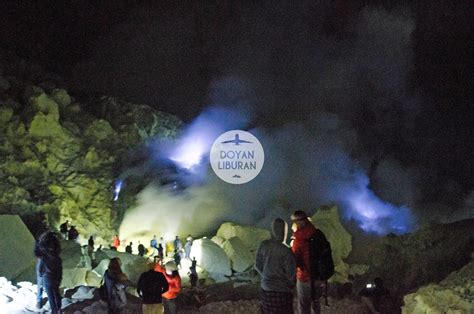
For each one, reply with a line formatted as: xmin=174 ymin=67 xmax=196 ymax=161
xmin=255 ymin=218 xmax=296 ymax=314
xmin=137 ymin=263 xmax=169 ymax=314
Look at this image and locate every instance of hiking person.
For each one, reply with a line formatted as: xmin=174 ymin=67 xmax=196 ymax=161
xmin=184 ymin=234 xmax=193 ymax=259
xmin=157 ymin=243 xmax=164 ymax=259
xmin=113 ymin=234 xmax=120 ymax=250
xmin=173 ymin=249 xmax=181 ymax=269
xmin=188 ymin=266 xmax=198 ymax=288
xmin=126 ymin=242 xmax=133 ymax=254
xmin=59 ymin=220 xmax=69 ymax=239
xmin=160 ymin=237 xmax=166 ymax=256
xmin=68 ymin=225 xmax=79 ymax=241
xmin=104 ymin=257 xmax=132 ymax=313
xmin=34 ymin=231 xmax=62 ymax=313
xmin=291 ymin=210 xmax=323 ymax=314
xmin=151 ymin=235 xmax=158 ymax=249
xmin=173 ymin=236 xmax=182 ymax=252
xmin=87 ymin=236 xmax=95 ymax=260
xmin=88 ymin=235 xmax=94 ymax=248
xmin=137 ymin=263 xmax=169 ymax=314
xmin=255 ymin=218 xmax=296 ymax=314
xmin=154 ymin=261 xmax=181 ymax=314
xmin=138 ymin=241 xmax=146 ymax=257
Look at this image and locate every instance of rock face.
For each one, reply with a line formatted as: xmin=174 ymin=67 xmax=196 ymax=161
xmin=0 ymin=215 xmax=35 ymax=281
xmin=402 ymin=256 xmax=474 ymax=313
xmin=310 ymin=205 xmax=352 ymax=283
xmin=367 ymin=218 xmax=474 ymax=295
xmin=216 ymin=222 xmax=270 ymax=253
xmin=190 ymin=238 xmax=232 ymax=280
xmin=0 ymin=51 xmax=181 ymax=241
xmin=222 ymin=236 xmax=255 ymax=273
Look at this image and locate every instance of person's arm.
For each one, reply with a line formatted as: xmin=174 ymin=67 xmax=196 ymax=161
xmin=137 ymin=274 xmax=143 ymax=297
xmin=285 ymin=249 xmax=296 ymax=287
xmin=254 ymin=242 xmax=264 ymax=276
xmin=161 ymin=273 xmax=169 ymax=293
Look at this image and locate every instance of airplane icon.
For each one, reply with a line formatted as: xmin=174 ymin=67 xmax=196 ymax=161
xmin=221 ymin=134 xmax=253 ymax=145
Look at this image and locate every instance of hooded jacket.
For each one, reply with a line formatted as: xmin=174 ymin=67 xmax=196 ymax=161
xmin=154 ymin=263 xmax=181 ymax=299
xmin=255 ymin=218 xmax=296 ymax=292
xmin=291 ymin=222 xmax=317 ymax=282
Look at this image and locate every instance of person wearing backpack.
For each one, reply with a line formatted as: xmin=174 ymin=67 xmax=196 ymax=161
xmin=137 ymin=263 xmax=169 ymax=314
xmin=104 ymin=257 xmax=132 ymax=313
xmin=255 ymin=218 xmax=296 ymax=313
xmin=291 ymin=210 xmax=325 ymax=314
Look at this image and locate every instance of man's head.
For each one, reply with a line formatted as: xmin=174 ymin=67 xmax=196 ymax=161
xmin=271 ymin=218 xmax=288 ymax=243
xmin=291 ymin=210 xmax=310 ymax=229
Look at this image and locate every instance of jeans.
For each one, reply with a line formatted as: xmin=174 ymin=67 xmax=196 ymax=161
xmin=163 ymin=298 xmax=177 ymax=314
xmin=36 ymin=278 xmax=43 ymax=304
xmin=43 ymin=280 xmax=61 ymax=313
xmin=296 ymin=280 xmax=323 ymax=314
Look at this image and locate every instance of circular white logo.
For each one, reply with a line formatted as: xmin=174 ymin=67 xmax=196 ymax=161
xmin=210 ymin=130 xmax=265 ymax=184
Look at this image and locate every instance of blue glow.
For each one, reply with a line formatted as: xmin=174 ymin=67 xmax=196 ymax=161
xmin=168 ymin=107 xmax=250 ymax=171
xmin=114 ymin=180 xmax=123 ymax=201
xmin=342 ymin=172 xmax=414 ymax=235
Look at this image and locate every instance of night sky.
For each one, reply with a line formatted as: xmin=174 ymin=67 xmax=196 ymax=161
xmin=1 ymin=1 xmax=472 ymax=213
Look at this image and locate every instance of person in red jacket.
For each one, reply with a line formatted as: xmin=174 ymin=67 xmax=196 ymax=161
xmin=154 ymin=261 xmax=181 ymax=314
xmin=291 ymin=210 xmax=323 ymax=314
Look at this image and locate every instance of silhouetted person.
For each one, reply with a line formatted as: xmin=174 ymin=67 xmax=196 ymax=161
xmin=160 ymin=237 xmax=166 ymax=256
xmin=191 ymin=257 xmax=197 ymax=270
xmin=138 ymin=242 xmax=146 ymax=257
xmin=68 ymin=225 xmax=79 ymax=241
xmin=188 ymin=267 xmax=198 ymax=289
xmin=157 ymin=243 xmax=164 ymax=260
xmin=104 ymin=257 xmax=132 ymax=313
xmin=173 ymin=249 xmax=181 ymax=269
xmin=34 ymin=231 xmax=62 ymax=313
xmin=137 ymin=263 xmax=169 ymax=314
xmin=173 ymin=236 xmax=182 ymax=252
xmin=88 ymin=236 xmax=94 ymax=248
xmin=255 ymin=218 xmax=296 ymax=314
xmin=126 ymin=242 xmax=133 ymax=254
xmin=59 ymin=220 xmax=69 ymax=239
xmin=184 ymin=234 xmax=193 ymax=259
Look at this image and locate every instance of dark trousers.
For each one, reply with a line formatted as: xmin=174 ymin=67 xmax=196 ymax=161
xmin=44 ymin=281 xmax=61 ymax=313
xmin=296 ymin=280 xmax=323 ymax=314
xmin=163 ymin=298 xmax=177 ymax=314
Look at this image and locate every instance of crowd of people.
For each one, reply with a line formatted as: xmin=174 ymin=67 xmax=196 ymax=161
xmin=33 ymin=214 xmax=389 ymax=314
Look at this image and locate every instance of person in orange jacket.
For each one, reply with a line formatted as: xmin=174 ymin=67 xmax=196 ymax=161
xmin=154 ymin=261 xmax=181 ymax=314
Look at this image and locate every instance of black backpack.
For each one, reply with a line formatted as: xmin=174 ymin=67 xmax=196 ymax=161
xmin=308 ymin=229 xmax=335 ymax=281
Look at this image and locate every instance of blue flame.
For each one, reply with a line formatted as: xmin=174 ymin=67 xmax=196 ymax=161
xmin=341 ymin=172 xmax=415 ymax=235
xmin=114 ymin=180 xmax=124 ymax=201
xmin=168 ymin=107 xmax=250 ymax=171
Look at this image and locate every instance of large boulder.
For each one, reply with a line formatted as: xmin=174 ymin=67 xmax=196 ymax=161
xmin=190 ymin=238 xmax=232 ymax=280
xmin=368 ymin=218 xmax=474 ymax=295
xmin=402 ymin=256 xmax=474 ymax=313
xmin=310 ymin=205 xmax=352 ymax=282
xmin=0 ymin=215 xmax=35 ymax=280
xmin=222 ymin=237 xmax=255 ymax=273
xmin=216 ymin=222 xmax=270 ymax=253
xmin=93 ymin=249 xmax=149 ymax=284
